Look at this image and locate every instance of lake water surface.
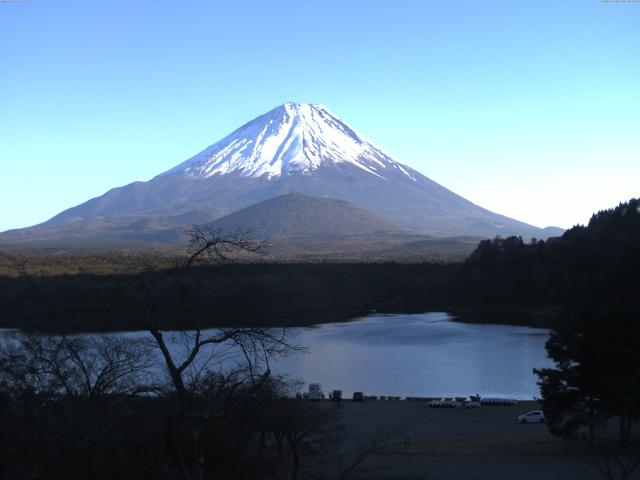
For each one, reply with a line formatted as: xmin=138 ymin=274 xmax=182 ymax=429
xmin=274 ymin=312 xmax=552 ymax=400
xmin=1 ymin=312 xmax=552 ymax=399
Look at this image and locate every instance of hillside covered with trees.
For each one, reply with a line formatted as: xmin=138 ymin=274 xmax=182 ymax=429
xmin=459 ymin=198 xmax=640 ymax=309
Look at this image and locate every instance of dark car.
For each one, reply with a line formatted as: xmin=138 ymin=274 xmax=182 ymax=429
xmin=352 ymin=392 xmax=364 ymax=402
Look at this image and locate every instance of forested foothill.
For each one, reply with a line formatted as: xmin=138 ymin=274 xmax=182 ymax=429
xmin=0 ymin=198 xmax=638 ymax=332
xmin=460 ymin=197 xmax=640 ymax=309
xmin=0 ymin=261 xmax=455 ymax=332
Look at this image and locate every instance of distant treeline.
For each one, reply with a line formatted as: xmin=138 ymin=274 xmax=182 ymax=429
xmin=0 ymin=251 xmax=179 ymax=277
xmin=0 ymin=262 xmax=455 ymax=331
xmin=1 ymin=198 xmax=638 ymax=332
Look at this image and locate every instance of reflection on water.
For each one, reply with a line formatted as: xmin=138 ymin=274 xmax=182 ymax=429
xmin=0 ymin=312 xmax=552 ymax=399
xmin=273 ymin=312 xmax=552 ymax=400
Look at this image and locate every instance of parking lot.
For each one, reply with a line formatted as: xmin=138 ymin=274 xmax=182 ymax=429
xmin=328 ymin=400 xmax=606 ymax=480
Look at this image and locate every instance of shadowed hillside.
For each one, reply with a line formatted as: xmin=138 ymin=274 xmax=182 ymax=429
xmin=211 ymin=192 xmax=403 ymax=238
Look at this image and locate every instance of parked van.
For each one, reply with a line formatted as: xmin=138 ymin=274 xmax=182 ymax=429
xmin=308 ymin=383 xmax=324 ymax=400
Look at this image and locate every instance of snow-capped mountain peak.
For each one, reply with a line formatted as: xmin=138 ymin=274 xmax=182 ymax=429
xmin=162 ymin=102 xmax=417 ymax=180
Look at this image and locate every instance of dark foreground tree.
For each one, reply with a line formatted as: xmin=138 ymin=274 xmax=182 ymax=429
xmin=116 ymin=226 xmax=312 ymax=479
xmin=535 ymin=308 xmax=640 ymax=446
xmin=118 ymin=226 xmax=295 ymax=396
xmin=0 ymin=334 xmax=158 ymax=479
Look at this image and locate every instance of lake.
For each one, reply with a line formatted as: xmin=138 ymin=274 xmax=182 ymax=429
xmin=274 ymin=312 xmax=551 ymax=400
xmin=0 ymin=312 xmax=552 ymax=399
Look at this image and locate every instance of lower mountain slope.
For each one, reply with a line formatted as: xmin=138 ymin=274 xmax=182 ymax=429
xmin=210 ymin=192 xmax=403 ymax=238
xmin=0 ymin=193 xmax=482 ymax=261
xmin=38 ymin=164 xmax=563 ymax=239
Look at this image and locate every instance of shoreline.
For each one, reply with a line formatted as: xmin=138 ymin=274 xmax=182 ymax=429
xmin=0 ymin=305 xmax=561 ymax=334
xmin=450 ymin=305 xmax=562 ymax=329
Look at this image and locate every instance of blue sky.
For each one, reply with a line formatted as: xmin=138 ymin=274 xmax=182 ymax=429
xmin=1 ymin=0 xmax=638 ymax=231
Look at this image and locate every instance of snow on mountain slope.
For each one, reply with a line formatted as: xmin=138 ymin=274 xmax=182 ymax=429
xmin=162 ymin=102 xmax=417 ymax=181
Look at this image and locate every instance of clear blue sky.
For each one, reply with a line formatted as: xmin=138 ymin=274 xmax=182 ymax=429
xmin=1 ymin=0 xmax=638 ymax=231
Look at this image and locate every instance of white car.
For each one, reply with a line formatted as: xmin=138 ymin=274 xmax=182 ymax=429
xmin=518 ymin=410 xmax=546 ymax=424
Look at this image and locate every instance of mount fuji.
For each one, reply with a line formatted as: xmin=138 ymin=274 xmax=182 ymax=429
xmin=1 ymin=102 xmax=562 ymax=249
xmin=162 ymin=102 xmax=418 ymax=180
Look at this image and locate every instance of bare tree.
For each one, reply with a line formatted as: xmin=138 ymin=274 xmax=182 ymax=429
xmin=277 ymin=400 xmax=334 ymax=480
xmin=116 ymin=226 xmax=298 ymax=396
xmin=587 ymin=442 xmax=640 ymax=480
xmin=116 ymin=227 xmax=306 ymax=480
xmin=177 ymin=225 xmax=267 ymax=278
xmin=0 ymin=333 xmax=158 ymax=480
xmin=0 ymin=334 xmax=153 ymax=398
xmin=314 ymin=424 xmax=405 ymax=480
xmin=150 ymin=323 xmax=299 ymax=397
